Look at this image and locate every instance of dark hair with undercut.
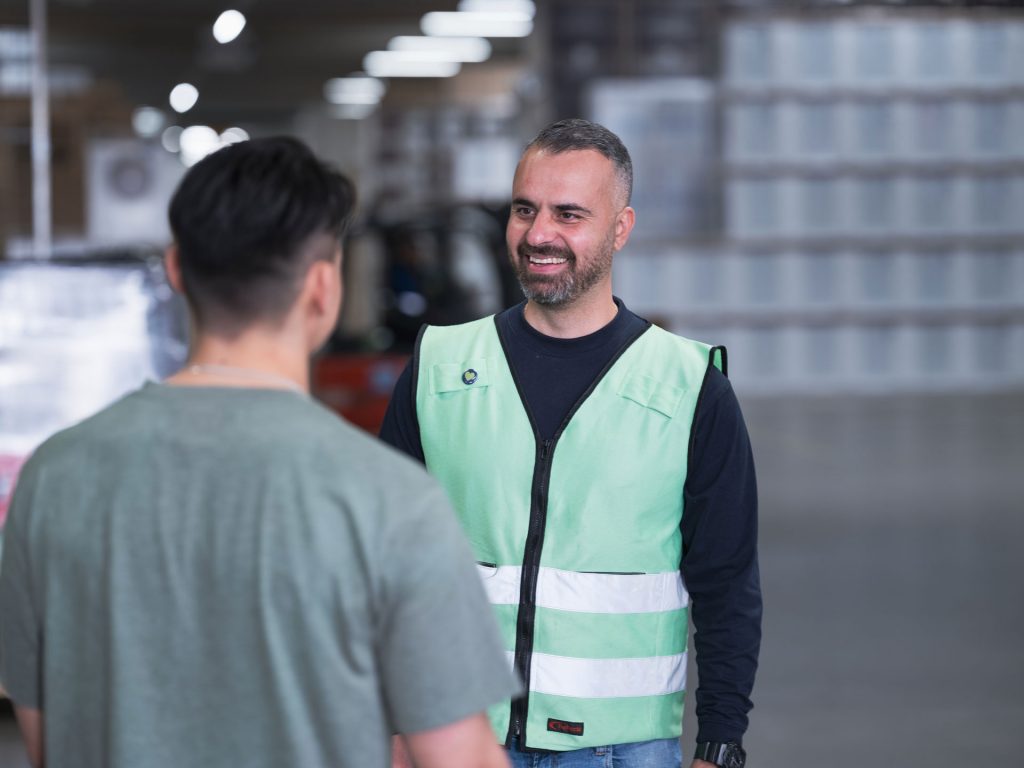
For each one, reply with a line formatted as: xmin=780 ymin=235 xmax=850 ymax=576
xmin=525 ymin=118 xmax=633 ymax=206
xmin=168 ymin=136 xmax=356 ymax=332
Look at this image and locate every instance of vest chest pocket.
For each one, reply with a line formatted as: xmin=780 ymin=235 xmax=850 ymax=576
xmin=428 ymin=359 xmax=492 ymax=396
xmin=616 ymin=372 xmax=686 ymax=419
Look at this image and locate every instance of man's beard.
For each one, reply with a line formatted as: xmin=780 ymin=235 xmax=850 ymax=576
xmin=511 ymin=236 xmax=614 ymax=307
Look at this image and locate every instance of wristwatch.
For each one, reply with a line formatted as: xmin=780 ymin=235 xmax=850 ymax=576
xmin=694 ymin=741 xmax=746 ymax=767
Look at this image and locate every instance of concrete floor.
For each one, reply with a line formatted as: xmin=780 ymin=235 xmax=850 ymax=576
xmin=680 ymin=391 xmax=1024 ymax=765
xmin=2 ymin=392 xmax=1022 ymax=766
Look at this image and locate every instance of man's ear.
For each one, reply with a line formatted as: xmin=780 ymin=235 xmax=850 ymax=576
xmin=304 ymin=256 xmax=342 ymax=319
xmin=613 ymin=206 xmax=636 ymax=251
xmin=305 ymin=259 xmax=329 ymax=315
xmin=164 ymin=245 xmax=184 ymax=293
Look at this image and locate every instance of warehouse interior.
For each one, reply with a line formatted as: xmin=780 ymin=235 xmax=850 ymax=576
xmin=1 ymin=0 xmax=1023 ymax=765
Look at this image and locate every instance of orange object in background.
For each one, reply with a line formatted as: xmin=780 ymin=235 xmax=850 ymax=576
xmin=0 ymin=454 xmax=28 ymax=529
xmin=313 ymin=354 xmax=409 ymax=435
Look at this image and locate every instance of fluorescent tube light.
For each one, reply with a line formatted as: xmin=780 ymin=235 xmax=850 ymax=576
xmin=421 ymin=11 xmax=533 ymax=38
xmin=363 ymin=51 xmax=461 ymax=78
xmin=331 ymin=104 xmax=377 ymax=120
xmin=387 ymin=35 xmax=491 ymax=63
xmin=457 ymin=0 xmax=536 ymax=19
xmin=324 ymin=75 xmax=386 ymax=105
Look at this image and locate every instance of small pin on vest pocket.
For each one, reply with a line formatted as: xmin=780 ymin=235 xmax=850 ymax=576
xmin=462 ymin=368 xmax=478 ymax=385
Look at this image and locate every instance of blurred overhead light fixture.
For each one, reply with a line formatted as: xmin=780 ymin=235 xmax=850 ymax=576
xmin=169 ymin=82 xmax=199 ymax=113
xmin=324 ymin=74 xmax=386 ymax=105
xmin=363 ymin=51 xmax=460 ymax=79
xmin=180 ymin=125 xmax=220 ymax=167
xmin=220 ymin=127 xmax=250 ymax=144
xmin=387 ymin=36 xmax=491 ymax=63
xmin=212 ymin=10 xmax=246 ymax=44
xmin=330 ymin=104 xmax=377 ymax=121
xmin=421 ymin=11 xmax=533 ymax=38
xmin=161 ymin=125 xmax=183 ymax=153
xmin=132 ymin=106 xmax=166 ymax=138
xmin=457 ymin=0 xmax=536 ymax=18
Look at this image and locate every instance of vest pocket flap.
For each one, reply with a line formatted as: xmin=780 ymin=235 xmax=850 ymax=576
xmin=429 ymin=360 xmax=490 ymax=394
xmin=618 ymin=373 xmax=685 ymax=418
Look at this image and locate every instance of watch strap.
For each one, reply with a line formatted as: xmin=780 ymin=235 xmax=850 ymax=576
xmin=694 ymin=741 xmax=745 ymax=767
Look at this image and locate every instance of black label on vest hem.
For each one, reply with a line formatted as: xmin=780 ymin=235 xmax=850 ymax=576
xmin=547 ymin=718 xmax=585 ymax=736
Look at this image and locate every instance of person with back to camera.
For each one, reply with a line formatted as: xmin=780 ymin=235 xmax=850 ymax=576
xmin=0 ymin=136 xmax=517 ymax=768
xmin=380 ymin=119 xmax=762 ymax=768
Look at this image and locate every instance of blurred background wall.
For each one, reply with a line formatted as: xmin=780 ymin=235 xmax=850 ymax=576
xmin=1 ymin=1 xmax=1022 ymax=765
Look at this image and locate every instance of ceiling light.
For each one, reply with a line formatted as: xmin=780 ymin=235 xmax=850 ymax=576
xmin=180 ymin=125 xmax=221 ymax=166
xmin=169 ymin=83 xmax=199 ymax=113
xmin=161 ymin=125 xmax=183 ymax=153
xmin=421 ymin=11 xmax=533 ymax=38
xmin=324 ymin=75 xmax=386 ymax=105
xmin=387 ymin=36 xmax=491 ymax=63
xmin=220 ymin=127 xmax=250 ymax=145
xmin=363 ymin=51 xmax=461 ymax=79
xmin=212 ymin=10 xmax=246 ymax=45
xmin=457 ymin=0 xmax=536 ymax=18
xmin=330 ymin=104 xmax=377 ymax=121
xmin=132 ymin=107 xmax=166 ymax=138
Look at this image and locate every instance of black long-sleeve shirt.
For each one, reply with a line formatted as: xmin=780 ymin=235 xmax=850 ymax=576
xmin=378 ymin=299 xmax=761 ymax=744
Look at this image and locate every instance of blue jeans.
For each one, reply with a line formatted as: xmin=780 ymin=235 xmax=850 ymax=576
xmin=506 ymin=737 xmax=682 ymax=768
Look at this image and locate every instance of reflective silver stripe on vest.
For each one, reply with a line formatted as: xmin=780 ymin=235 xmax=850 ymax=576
xmin=503 ymin=650 xmax=687 ymax=698
xmin=477 ymin=564 xmax=689 ymax=614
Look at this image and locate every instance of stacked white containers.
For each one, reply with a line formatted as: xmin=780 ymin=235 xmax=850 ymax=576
xmin=615 ymin=11 xmax=1024 ymax=393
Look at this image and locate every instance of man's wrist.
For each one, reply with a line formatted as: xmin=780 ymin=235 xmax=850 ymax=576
xmin=694 ymin=741 xmax=746 ymax=768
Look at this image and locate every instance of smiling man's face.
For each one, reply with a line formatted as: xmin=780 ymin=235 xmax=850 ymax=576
xmin=506 ymin=147 xmax=633 ymax=308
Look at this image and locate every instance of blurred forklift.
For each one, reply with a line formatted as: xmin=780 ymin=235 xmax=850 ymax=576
xmin=315 ymin=198 xmax=517 ymax=431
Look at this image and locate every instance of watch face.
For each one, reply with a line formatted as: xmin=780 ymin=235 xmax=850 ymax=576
xmin=723 ymin=744 xmax=746 ymax=768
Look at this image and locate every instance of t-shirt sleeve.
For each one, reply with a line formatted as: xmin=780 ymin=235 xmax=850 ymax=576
xmin=375 ymin=484 xmax=519 ymax=734
xmin=0 ymin=462 xmax=43 ymax=708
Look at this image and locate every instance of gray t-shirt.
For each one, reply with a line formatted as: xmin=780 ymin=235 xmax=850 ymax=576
xmin=0 ymin=382 xmax=517 ymax=767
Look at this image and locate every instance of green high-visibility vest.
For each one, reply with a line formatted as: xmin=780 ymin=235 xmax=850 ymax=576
xmin=415 ymin=315 xmax=725 ymax=750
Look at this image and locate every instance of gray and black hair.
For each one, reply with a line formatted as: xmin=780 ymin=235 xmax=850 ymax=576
xmin=525 ymin=118 xmax=633 ymax=206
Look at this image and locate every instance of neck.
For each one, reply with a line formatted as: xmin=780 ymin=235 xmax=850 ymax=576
xmin=523 ymin=291 xmax=618 ymax=339
xmin=166 ymin=329 xmax=310 ymax=393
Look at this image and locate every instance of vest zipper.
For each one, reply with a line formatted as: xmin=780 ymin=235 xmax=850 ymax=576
xmin=495 ymin=313 xmax=650 ymax=748
xmin=510 ymin=437 xmax=554 ymax=742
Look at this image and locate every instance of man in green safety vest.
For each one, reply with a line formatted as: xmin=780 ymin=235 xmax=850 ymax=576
xmin=381 ymin=119 xmax=761 ymax=768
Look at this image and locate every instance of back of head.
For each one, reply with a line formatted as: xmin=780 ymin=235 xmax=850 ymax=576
xmin=526 ymin=118 xmax=633 ymax=206
xmin=168 ymin=136 xmax=356 ymax=333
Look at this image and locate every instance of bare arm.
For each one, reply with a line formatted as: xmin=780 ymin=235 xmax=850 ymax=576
xmin=403 ymin=713 xmax=508 ymax=768
xmin=391 ymin=735 xmax=413 ymax=768
xmin=14 ymin=706 xmax=43 ymax=768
